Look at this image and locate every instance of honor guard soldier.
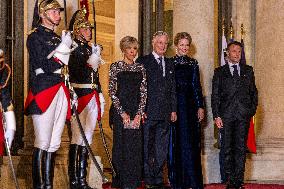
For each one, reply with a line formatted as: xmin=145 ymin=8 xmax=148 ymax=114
xmin=68 ymin=8 xmax=105 ymax=189
xmin=0 ymin=49 xmax=16 ymax=155
xmin=24 ymin=0 xmax=74 ymax=188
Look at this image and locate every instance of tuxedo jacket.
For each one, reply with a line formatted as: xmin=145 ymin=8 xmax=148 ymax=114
xmin=136 ymin=53 xmax=177 ymax=120
xmin=211 ymin=63 xmax=258 ymax=121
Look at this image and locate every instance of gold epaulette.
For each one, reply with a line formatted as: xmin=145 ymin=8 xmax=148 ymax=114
xmin=27 ymin=28 xmax=37 ymax=35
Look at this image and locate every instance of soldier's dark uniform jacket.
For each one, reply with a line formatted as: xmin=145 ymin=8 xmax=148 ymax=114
xmin=0 ymin=61 xmax=13 ymax=155
xmin=68 ymin=38 xmax=102 ymax=115
xmin=24 ymin=25 xmax=71 ymax=119
xmin=0 ymin=65 xmax=13 ymax=111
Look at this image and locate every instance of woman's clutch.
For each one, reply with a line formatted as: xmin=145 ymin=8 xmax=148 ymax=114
xmin=123 ymin=120 xmax=140 ymax=129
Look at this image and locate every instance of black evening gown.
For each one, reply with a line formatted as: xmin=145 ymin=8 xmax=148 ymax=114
xmin=109 ymin=61 xmax=147 ymax=189
xmin=168 ymin=55 xmax=204 ymax=189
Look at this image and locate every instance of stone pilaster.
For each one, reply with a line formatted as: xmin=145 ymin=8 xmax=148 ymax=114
xmin=114 ymin=0 xmax=139 ymax=60
xmin=231 ymin=0 xmax=255 ymax=66
xmin=0 ymin=0 xmax=7 ymax=50
xmin=248 ymin=0 xmax=284 ymax=182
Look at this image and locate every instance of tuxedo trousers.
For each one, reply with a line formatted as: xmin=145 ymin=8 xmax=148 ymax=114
xmin=143 ymin=119 xmax=170 ymax=185
xmin=219 ymin=117 xmax=250 ymax=185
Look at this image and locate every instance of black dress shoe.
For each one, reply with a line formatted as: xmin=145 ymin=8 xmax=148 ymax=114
xmin=235 ymin=182 xmax=245 ymax=189
xmin=226 ymin=183 xmax=235 ymax=189
xmin=145 ymin=184 xmax=155 ymax=189
xmin=145 ymin=183 xmax=164 ymax=189
xmin=235 ymin=185 xmax=245 ymax=189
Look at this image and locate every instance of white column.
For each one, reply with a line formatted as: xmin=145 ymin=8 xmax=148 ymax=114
xmin=232 ymin=0 xmax=284 ymax=182
xmin=173 ymin=0 xmax=215 ymax=111
xmin=232 ymin=0 xmax=254 ymax=66
xmin=173 ymin=0 xmax=218 ymax=184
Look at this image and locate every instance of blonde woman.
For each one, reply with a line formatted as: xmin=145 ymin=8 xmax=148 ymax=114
xmin=109 ymin=36 xmax=147 ymax=189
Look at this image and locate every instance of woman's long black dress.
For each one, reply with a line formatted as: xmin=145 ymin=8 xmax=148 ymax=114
xmin=168 ymin=55 xmax=204 ymax=189
xmin=109 ymin=61 xmax=147 ymax=189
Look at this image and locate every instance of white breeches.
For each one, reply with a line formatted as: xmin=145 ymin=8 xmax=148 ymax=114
xmin=32 ymin=87 xmax=68 ymax=152
xmin=71 ymin=95 xmax=98 ymax=146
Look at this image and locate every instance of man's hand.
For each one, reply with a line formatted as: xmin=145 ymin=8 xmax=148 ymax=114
xmin=214 ymin=117 xmax=223 ymax=128
xmin=171 ymin=112 xmax=177 ymax=122
xmin=197 ymin=108 xmax=205 ymax=122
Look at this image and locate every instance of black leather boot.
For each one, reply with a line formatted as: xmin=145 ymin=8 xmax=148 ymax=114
xmin=43 ymin=152 xmax=56 ymax=189
xmin=32 ymin=148 xmax=46 ymax=189
xmin=78 ymin=146 xmax=93 ymax=189
xmin=69 ymin=144 xmax=80 ymax=189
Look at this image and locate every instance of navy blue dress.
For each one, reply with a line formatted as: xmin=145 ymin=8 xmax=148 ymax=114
xmin=168 ymin=55 xmax=204 ymax=189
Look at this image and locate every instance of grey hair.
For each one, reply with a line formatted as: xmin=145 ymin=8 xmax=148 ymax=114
xmin=152 ymin=31 xmax=168 ymax=39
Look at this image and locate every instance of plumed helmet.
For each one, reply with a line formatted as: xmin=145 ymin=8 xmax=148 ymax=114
xmin=69 ymin=7 xmax=93 ymax=35
xmin=38 ymin=0 xmax=64 ymax=14
xmin=32 ymin=0 xmax=64 ymax=29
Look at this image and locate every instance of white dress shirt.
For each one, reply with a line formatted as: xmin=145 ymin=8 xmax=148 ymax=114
xmin=152 ymin=51 xmax=165 ymax=77
xmin=228 ymin=61 xmax=240 ymax=76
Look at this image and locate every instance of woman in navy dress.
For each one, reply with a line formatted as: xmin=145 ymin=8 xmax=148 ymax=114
xmin=168 ymin=32 xmax=204 ymax=189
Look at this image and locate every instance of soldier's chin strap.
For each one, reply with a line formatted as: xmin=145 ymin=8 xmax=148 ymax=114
xmin=43 ymin=12 xmax=59 ymax=30
xmin=75 ymin=32 xmax=90 ymax=44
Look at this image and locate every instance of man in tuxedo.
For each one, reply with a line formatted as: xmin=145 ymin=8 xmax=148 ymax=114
xmin=136 ymin=31 xmax=177 ymax=188
xmin=211 ymin=41 xmax=258 ymax=189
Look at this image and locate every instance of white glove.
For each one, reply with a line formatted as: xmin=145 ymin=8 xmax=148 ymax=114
xmin=71 ymin=92 xmax=78 ymax=108
xmin=99 ymin=93 xmax=105 ymax=116
xmin=91 ymin=43 xmax=101 ymax=56
xmin=87 ymin=53 xmax=101 ymax=71
xmin=4 ymin=111 xmax=16 ymax=148
xmin=53 ymin=31 xmax=72 ymax=65
xmin=87 ymin=44 xmax=105 ymax=71
xmin=61 ymin=30 xmax=72 ymax=48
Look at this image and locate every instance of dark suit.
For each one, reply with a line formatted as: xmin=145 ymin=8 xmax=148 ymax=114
xmin=136 ymin=53 xmax=177 ymax=185
xmin=211 ymin=63 xmax=258 ymax=186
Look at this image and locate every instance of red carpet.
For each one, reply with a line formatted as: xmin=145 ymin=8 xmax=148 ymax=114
xmin=102 ymin=182 xmax=284 ymax=189
xmin=102 ymin=169 xmax=284 ymax=189
xmin=205 ymin=183 xmax=284 ymax=189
